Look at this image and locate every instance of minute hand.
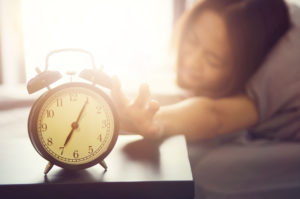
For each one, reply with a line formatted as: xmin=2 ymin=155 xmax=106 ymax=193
xmin=63 ymin=98 xmax=89 ymax=147
xmin=75 ymin=97 xmax=89 ymax=123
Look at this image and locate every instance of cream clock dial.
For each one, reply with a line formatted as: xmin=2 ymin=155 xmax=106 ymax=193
xmin=28 ymin=83 xmax=118 ymax=173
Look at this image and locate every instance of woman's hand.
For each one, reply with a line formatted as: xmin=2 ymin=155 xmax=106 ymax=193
xmin=111 ymin=76 xmax=161 ymax=138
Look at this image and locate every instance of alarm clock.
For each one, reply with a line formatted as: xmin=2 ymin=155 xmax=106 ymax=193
xmin=27 ymin=49 xmax=119 ymax=174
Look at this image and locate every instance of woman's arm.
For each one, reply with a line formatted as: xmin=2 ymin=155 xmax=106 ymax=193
xmin=111 ymin=77 xmax=258 ymax=141
xmin=154 ymin=95 xmax=258 ymax=140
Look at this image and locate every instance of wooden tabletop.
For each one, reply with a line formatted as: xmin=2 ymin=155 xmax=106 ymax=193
xmin=0 ymin=107 xmax=194 ymax=199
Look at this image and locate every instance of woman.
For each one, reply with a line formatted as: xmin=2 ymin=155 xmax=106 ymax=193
xmin=111 ymin=0 xmax=294 ymax=141
xmin=112 ymin=0 xmax=300 ymax=198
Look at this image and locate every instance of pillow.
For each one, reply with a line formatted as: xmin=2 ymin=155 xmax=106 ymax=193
xmin=246 ymin=1 xmax=300 ymax=140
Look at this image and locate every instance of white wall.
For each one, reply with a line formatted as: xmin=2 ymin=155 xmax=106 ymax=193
xmin=0 ymin=0 xmax=25 ymax=85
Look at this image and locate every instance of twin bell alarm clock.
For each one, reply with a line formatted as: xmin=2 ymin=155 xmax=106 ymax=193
xmin=27 ymin=49 xmax=119 ymax=174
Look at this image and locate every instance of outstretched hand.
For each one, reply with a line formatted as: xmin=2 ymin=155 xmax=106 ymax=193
xmin=111 ymin=76 xmax=161 ymax=139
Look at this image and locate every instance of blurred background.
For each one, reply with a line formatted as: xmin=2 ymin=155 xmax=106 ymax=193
xmin=1 ymin=0 xmax=298 ymax=101
xmin=0 ymin=0 xmax=201 ymax=97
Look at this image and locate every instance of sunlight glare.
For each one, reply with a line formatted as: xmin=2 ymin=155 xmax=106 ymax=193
xmin=21 ymin=0 xmax=173 ymax=84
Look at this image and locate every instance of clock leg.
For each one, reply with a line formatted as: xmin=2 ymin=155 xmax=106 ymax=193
xmin=99 ymin=160 xmax=108 ymax=171
xmin=44 ymin=162 xmax=54 ymax=175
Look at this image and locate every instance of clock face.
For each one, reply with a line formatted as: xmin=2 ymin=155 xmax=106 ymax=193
xmin=34 ymin=84 xmax=117 ymax=166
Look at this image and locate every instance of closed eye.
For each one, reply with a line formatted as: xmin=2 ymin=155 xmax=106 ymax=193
xmin=204 ymin=50 xmax=223 ymax=67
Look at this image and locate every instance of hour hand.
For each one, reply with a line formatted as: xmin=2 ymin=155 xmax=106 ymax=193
xmin=63 ymin=123 xmax=77 ymax=147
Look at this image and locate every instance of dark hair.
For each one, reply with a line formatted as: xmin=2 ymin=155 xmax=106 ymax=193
xmin=174 ymin=0 xmax=291 ymax=95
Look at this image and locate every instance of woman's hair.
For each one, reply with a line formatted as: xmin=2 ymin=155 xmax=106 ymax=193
xmin=173 ymin=0 xmax=291 ymax=95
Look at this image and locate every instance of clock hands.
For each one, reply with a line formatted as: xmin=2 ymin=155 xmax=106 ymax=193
xmin=75 ymin=97 xmax=89 ymax=124
xmin=63 ymin=98 xmax=89 ymax=147
xmin=63 ymin=126 xmax=76 ymax=147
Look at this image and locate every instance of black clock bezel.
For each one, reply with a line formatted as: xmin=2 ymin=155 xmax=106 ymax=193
xmin=28 ymin=82 xmax=119 ymax=170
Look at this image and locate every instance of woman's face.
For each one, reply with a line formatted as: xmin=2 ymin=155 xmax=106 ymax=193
xmin=178 ymin=10 xmax=236 ymax=97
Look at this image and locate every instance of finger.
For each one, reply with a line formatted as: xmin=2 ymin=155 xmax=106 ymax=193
xmin=118 ymin=129 xmax=135 ymax=135
xmin=111 ymin=76 xmax=129 ymax=107
xmin=132 ymin=83 xmax=150 ymax=108
xmin=146 ymin=100 xmax=160 ymax=117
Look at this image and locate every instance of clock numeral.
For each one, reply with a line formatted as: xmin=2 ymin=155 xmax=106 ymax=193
xmin=69 ymin=93 xmax=78 ymax=102
xmin=102 ymin=120 xmax=110 ymax=128
xmin=41 ymin=123 xmax=47 ymax=132
xmin=47 ymin=138 xmax=53 ymax=146
xmin=57 ymin=98 xmax=63 ymax=107
xmin=59 ymin=147 xmax=64 ymax=155
xmin=73 ymin=150 xmax=79 ymax=158
xmin=46 ymin=109 xmax=54 ymax=118
xmin=96 ymin=106 xmax=102 ymax=114
xmin=98 ymin=134 xmax=102 ymax=142
xmin=88 ymin=146 xmax=93 ymax=154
